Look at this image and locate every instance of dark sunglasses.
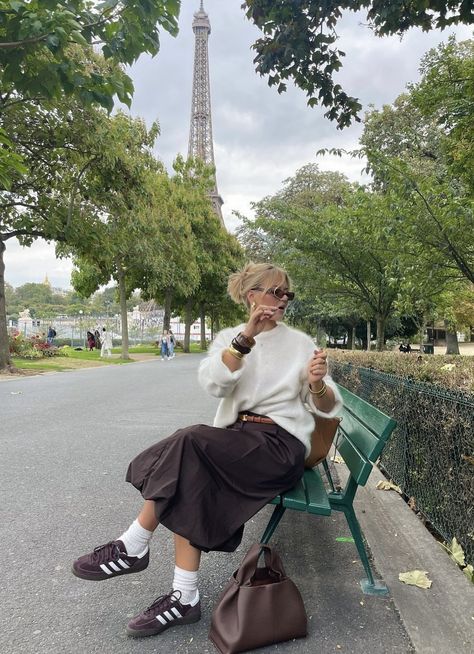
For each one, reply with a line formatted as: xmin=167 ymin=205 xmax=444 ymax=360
xmin=253 ymin=286 xmax=295 ymax=301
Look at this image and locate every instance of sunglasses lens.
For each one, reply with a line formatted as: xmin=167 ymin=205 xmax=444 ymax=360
xmin=273 ymin=288 xmax=295 ymax=301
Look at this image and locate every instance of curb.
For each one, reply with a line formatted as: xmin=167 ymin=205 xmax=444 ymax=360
xmin=343 ymin=462 xmax=474 ymax=653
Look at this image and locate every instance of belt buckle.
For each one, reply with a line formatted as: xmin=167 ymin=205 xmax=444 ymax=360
xmin=240 ymin=414 xmax=248 ymax=422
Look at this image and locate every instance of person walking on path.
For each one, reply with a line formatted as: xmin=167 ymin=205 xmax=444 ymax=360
xmin=159 ymin=330 xmax=170 ymax=360
xmin=72 ymin=262 xmax=343 ymax=640
xmin=87 ymin=331 xmax=95 ymax=352
xmin=100 ymin=327 xmax=112 ymax=358
xmin=47 ymin=326 xmax=56 ymax=344
xmin=94 ymin=329 xmax=101 ymax=350
xmin=168 ymin=329 xmax=176 ymax=358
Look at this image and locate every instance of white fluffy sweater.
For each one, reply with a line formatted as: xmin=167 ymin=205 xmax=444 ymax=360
xmin=198 ymin=322 xmax=343 ymax=456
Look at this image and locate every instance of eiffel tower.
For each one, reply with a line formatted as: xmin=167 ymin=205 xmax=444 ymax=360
xmin=188 ymin=1 xmax=224 ymax=226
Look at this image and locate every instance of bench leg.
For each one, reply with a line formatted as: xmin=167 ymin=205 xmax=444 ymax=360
xmin=322 ymin=458 xmax=336 ymax=492
xmin=343 ymin=505 xmax=389 ymax=596
xmin=260 ymin=504 xmax=286 ymax=544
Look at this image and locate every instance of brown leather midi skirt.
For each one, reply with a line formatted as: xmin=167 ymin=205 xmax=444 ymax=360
xmin=126 ymin=421 xmax=305 ymax=552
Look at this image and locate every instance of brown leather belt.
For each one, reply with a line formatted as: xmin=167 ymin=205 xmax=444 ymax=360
xmin=238 ymin=414 xmax=275 ymax=425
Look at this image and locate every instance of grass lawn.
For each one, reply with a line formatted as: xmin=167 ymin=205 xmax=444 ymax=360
xmin=10 ymin=343 xmax=208 ymax=374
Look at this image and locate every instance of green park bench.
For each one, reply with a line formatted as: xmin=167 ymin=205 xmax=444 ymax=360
xmin=261 ymin=383 xmax=397 ymax=596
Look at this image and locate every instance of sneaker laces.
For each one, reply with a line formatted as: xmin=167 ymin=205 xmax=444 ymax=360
xmin=91 ymin=541 xmax=124 ymax=565
xmin=144 ymin=590 xmax=182 ymax=617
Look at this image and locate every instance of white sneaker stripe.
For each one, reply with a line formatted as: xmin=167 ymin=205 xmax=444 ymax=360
xmin=171 ymin=607 xmax=182 ymax=618
xmin=163 ymin=611 xmax=174 ymax=621
xmin=100 ymin=564 xmax=113 ymax=575
xmin=117 ymin=559 xmax=130 ymax=569
xmin=109 ymin=562 xmax=121 ymax=572
xmin=157 ymin=615 xmax=167 ymax=625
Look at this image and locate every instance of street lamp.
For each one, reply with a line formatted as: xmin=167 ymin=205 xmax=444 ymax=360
xmin=79 ymin=310 xmax=83 ymax=348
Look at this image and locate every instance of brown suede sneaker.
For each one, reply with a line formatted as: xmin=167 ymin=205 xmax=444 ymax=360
xmin=127 ymin=590 xmax=201 ymax=638
xmin=72 ymin=540 xmax=149 ymax=581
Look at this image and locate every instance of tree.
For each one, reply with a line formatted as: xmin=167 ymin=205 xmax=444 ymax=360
xmin=67 ymin=112 xmax=171 ymax=360
xmin=167 ymin=158 xmax=244 ymax=352
xmin=242 ymin=1 xmax=474 ymax=128
xmin=242 ymin=166 xmax=409 ymax=349
xmin=0 ymin=1 xmax=181 ymax=185
xmin=359 ymin=39 xmax=474 ymax=352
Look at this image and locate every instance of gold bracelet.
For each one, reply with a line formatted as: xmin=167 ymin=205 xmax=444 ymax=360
xmin=227 ymin=345 xmax=244 ymax=360
xmin=309 ymin=381 xmax=327 ymax=397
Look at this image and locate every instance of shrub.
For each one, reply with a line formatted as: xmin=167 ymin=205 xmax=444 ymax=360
xmin=8 ymin=332 xmax=42 ymax=359
xmin=328 ymin=350 xmax=474 ymax=392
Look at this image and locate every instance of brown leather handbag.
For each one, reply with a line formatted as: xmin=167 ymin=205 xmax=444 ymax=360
xmin=304 ymin=415 xmax=342 ymax=468
xmin=209 ymin=543 xmax=307 ymax=654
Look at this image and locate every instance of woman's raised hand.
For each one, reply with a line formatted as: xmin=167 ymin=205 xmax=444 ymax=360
xmin=307 ymin=349 xmax=328 ymax=386
xmin=243 ymin=304 xmax=279 ymax=338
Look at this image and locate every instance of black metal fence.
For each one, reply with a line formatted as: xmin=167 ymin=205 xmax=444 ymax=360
xmin=330 ymin=362 xmax=474 ymax=567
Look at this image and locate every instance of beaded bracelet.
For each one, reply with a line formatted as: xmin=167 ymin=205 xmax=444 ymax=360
xmin=309 ymin=381 xmax=327 ymax=397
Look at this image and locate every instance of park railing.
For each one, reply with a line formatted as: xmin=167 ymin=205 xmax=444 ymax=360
xmin=330 ymin=361 xmax=474 ymax=567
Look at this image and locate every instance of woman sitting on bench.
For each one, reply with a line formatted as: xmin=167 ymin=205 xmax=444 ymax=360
xmin=72 ymin=261 xmax=343 ymax=639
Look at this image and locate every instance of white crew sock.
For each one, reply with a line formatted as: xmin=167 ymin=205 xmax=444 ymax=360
xmin=118 ymin=519 xmax=153 ymax=557
xmin=173 ymin=566 xmax=200 ymax=606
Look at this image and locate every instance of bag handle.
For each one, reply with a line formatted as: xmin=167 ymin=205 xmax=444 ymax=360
xmin=234 ymin=543 xmax=287 ymax=586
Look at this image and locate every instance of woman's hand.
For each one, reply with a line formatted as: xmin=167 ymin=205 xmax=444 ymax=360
xmin=307 ymin=349 xmax=328 ymax=388
xmin=242 ymin=304 xmax=279 ymax=339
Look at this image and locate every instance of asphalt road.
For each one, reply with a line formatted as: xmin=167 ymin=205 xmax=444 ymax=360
xmin=1 ymin=355 xmax=413 ymax=654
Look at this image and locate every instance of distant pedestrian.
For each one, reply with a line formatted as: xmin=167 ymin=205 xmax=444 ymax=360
xmin=94 ymin=329 xmax=101 ymax=350
xmin=159 ymin=330 xmax=170 ymax=360
xmin=47 ymin=326 xmax=57 ymax=344
xmin=87 ymin=331 xmax=95 ymax=352
xmin=100 ymin=327 xmax=112 ymax=358
xmin=168 ymin=330 xmax=176 ymax=359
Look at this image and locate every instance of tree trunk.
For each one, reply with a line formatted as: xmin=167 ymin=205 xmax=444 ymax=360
xmin=163 ymin=288 xmax=172 ymax=331
xmin=200 ymin=303 xmax=206 ymax=351
xmin=118 ymin=273 xmax=130 ymax=360
xmin=184 ymin=298 xmax=193 ymax=353
xmin=0 ymin=240 xmax=12 ymax=371
xmin=366 ymin=320 xmax=371 ymax=351
xmin=376 ymin=316 xmax=385 ymax=351
xmin=444 ymin=320 xmax=460 ymax=355
xmin=419 ymin=316 xmax=427 ymax=351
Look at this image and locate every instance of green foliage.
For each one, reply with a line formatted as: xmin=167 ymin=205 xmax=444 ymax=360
xmin=329 ymin=349 xmax=474 ymax=392
xmin=239 ymin=165 xmax=404 ymax=349
xmin=361 ymin=38 xmax=474 ymax=286
xmin=242 ymin=1 xmax=474 ymax=128
xmin=0 ymin=0 xmax=180 ymax=106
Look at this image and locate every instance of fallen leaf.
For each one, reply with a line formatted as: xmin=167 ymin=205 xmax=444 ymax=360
xmin=463 ymin=564 xmax=473 ymax=583
xmin=408 ymin=497 xmax=417 ymax=511
xmin=398 ymin=570 xmax=432 ymax=589
xmin=449 ymin=537 xmax=466 ymax=567
xmin=375 ymin=480 xmax=402 ymax=493
xmin=331 ymin=455 xmax=344 ymax=464
xmin=461 ymin=454 xmax=474 ymax=466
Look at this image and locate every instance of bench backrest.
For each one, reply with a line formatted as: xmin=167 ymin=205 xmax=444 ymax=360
xmin=335 ymin=384 xmax=397 ymax=486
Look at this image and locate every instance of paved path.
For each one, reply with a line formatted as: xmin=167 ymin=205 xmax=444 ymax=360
xmin=1 ymin=356 xmax=412 ymax=654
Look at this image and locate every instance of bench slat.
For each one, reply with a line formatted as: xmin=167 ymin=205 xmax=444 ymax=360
xmin=303 ymin=468 xmax=331 ymax=515
xmin=337 ymin=385 xmax=396 ymax=442
xmin=337 ymin=436 xmax=373 ymax=486
xmin=282 ymin=479 xmax=308 ymax=511
xmin=338 ymin=412 xmax=382 ymax=462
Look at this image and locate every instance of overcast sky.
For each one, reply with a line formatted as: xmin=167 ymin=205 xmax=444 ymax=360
xmin=5 ymin=1 xmax=472 ymax=289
